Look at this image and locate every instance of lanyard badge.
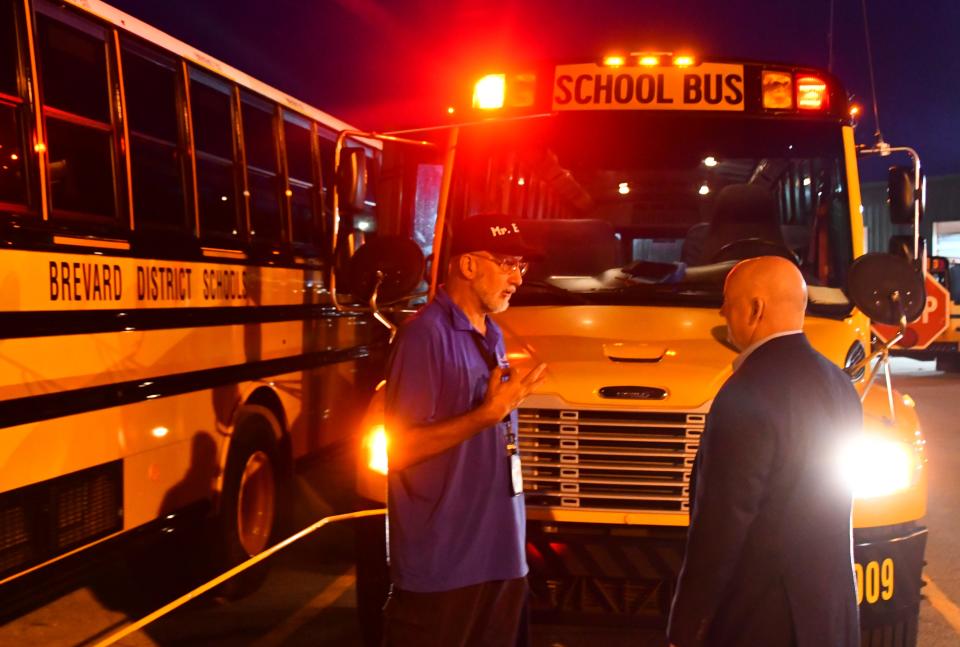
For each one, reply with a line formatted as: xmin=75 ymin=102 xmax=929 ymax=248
xmin=506 ymin=424 xmax=523 ymax=497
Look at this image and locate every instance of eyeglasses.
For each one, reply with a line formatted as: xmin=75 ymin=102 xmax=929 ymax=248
xmin=470 ymin=252 xmax=529 ymax=276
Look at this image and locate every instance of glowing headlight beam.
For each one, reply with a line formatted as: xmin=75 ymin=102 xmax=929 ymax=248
xmin=366 ymin=425 xmax=389 ymax=475
xmin=838 ymin=435 xmax=913 ymax=499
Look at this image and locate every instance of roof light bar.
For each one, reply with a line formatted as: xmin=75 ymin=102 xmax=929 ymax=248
xmin=797 ymin=75 xmax=829 ymax=110
xmin=473 ymin=74 xmax=506 ymax=110
xmin=761 ymin=70 xmax=794 ymax=110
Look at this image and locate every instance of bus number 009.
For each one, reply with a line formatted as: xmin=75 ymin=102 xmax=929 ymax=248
xmin=855 ymin=558 xmax=894 ymax=604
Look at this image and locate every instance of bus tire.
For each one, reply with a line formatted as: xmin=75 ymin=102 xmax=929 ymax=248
xmin=213 ymin=407 xmax=284 ymax=599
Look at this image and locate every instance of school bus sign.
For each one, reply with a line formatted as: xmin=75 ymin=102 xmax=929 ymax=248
xmin=873 ymin=272 xmax=950 ymax=350
xmin=552 ymin=62 xmax=745 ymax=111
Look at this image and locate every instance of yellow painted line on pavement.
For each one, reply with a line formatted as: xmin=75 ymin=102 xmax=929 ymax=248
xmin=93 ymin=509 xmax=385 ymax=647
xmin=925 ymin=575 xmax=960 ymax=635
xmin=251 ymin=567 xmax=357 ymax=647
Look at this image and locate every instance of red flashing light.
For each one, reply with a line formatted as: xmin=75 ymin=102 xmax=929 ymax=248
xmin=797 ymin=75 xmax=829 ymax=110
xmin=473 ymin=74 xmax=506 ymax=110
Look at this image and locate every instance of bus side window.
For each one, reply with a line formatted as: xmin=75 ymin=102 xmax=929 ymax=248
xmin=120 ymin=40 xmax=191 ymax=233
xmin=283 ymin=111 xmax=319 ymax=250
xmin=0 ymin=0 xmax=30 ymax=212
xmin=317 ymin=130 xmax=336 ymax=217
xmin=412 ymin=164 xmax=443 ymax=258
xmin=240 ymin=93 xmax=282 ymax=243
xmin=35 ymin=11 xmax=120 ymax=223
xmin=189 ymin=68 xmax=240 ymax=243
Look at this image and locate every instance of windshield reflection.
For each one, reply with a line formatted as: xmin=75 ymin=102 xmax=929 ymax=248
xmin=449 ymin=113 xmax=854 ymax=315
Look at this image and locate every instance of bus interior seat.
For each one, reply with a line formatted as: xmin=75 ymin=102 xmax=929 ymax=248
xmin=696 ymin=183 xmax=788 ymax=264
xmin=517 ymin=219 xmax=619 ymax=280
xmin=681 ymin=222 xmax=710 ymax=265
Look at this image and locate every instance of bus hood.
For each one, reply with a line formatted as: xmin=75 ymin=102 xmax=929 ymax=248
xmin=493 ymin=305 xmax=860 ymax=410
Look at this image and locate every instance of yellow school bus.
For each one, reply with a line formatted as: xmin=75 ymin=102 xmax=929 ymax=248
xmin=0 ymin=0 xmax=388 ymax=593
xmin=352 ymin=53 xmax=927 ymax=645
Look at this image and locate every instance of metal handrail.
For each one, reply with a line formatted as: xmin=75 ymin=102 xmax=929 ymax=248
xmin=93 ymin=508 xmax=387 ymax=647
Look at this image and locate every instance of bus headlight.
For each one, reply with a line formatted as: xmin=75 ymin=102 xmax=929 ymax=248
xmin=839 ymin=436 xmax=914 ymax=499
xmin=364 ymin=425 xmax=389 ymax=475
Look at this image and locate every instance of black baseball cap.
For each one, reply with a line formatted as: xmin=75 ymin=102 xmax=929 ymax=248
xmin=448 ymin=214 xmax=543 ymax=259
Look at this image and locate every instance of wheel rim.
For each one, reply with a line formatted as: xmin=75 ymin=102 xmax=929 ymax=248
xmin=236 ymin=449 xmax=276 ymax=556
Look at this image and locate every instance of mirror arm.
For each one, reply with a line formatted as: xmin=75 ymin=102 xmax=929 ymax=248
xmin=367 ymin=271 xmax=398 ymax=343
xmin=331 ymin=130 xmax=436 ymax=314
xmin=858 ymin=145 xmax=923 ymax=258
xmin=858 ymin=291 xmax=907 ymax=421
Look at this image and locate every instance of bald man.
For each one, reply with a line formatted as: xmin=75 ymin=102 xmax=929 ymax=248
xmin=667 ymin=256 xmax=861 ymax=647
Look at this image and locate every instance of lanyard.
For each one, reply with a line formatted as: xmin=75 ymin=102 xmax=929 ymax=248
xmin=469 ymin=332 xmax=518 ymax=455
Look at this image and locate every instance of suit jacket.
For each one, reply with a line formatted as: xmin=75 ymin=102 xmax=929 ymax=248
xmin=668 ymin=333 xmax=861 ymax=647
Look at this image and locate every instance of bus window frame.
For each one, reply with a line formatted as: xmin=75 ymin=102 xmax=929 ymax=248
xmin=118 ymin=34 xmax=195 ymax=237
xmin=187 ymin=65 xmax=244 ymax=248
xmin=0 ymin=0 xmax=38 ymax=217
xmin=282 ymin=108 xmax=324 ymax=258
xmin=0 ymin=0 xmax=341 ymax=267
xmin=239 ymin=89 xmax=285 ymax=249
xmin=34 ymin=1 xmax=128 ymax=230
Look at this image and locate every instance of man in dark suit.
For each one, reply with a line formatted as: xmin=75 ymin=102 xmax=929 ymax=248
xmin=668 ymin=256 xmax=861 ymax=647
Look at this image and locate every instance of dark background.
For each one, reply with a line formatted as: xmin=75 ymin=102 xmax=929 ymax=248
xmin=107 ymin=0 xmax=959 ymax=176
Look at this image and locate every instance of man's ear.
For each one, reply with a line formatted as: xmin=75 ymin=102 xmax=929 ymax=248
xmin=457 ymin=254 xmax=476 ymax=279
xmin=749 ymin=297 xmax=764 ymax=324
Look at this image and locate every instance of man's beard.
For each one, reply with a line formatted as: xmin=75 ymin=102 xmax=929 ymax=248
xmin=481 ymin=291 xmax=510 ymax=314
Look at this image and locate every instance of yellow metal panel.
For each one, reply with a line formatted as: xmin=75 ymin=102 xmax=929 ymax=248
xmin=527 ymin=507 xmax=689 ymax=527
xmin=843 ymin=125 xmax=866 ymax=258
xmin=5 ymin=248 xmax=315 ymax=311
xmin=495 ymin=305 xmax=863 ymax=409
xmin=0 ymin=321 xmax=309 ymax=401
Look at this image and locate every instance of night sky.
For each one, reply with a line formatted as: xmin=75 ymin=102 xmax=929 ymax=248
xmin=109 ymin=0 xmax=959 ymax=176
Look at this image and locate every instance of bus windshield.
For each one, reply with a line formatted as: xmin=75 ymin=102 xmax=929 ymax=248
xmin=449 ymin=112 xmax=854 ymax=315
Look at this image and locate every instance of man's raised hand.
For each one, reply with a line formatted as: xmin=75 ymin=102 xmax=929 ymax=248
xmin=482 ymin=363 xmax=548 ymax=423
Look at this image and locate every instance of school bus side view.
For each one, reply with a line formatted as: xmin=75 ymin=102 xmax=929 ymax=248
xmin=0 ymin=0 xmax=389 ymax=595
xmin=349 ymin=53 xmax=928 ymax=646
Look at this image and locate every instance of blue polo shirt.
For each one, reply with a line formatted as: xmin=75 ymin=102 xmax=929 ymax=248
xmin=384 ymin=287 xmax=527 ymax=592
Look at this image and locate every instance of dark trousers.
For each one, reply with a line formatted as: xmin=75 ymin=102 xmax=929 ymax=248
xmin=383 ymin=577 xmax=528 ymax=647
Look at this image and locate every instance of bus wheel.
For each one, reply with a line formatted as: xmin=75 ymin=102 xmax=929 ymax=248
xmin=214 ymin=408 xmax=283 ymax=598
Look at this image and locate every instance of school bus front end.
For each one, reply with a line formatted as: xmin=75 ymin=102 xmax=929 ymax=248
xmin=356 ymin=55 xmax=927 ymax=644
xmin=496 ymin=304 xmax=926 ymax=639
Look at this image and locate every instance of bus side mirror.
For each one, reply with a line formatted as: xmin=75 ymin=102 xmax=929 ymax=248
xmin=887 ymin=166 xmax=921 ymax=225
xmin=338 ymin=147 xmax=369 ymax=213
xmin=341 ymin=236 xmax=425 ymax=305
xmin=846 ymin=252 xmax=925 ymax=326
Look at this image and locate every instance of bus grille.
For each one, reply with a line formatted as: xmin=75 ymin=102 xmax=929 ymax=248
xmin=519 ymin=408 xmax=703 ymax=513
xmin=0 ymin=462 xmax=122 ymax=581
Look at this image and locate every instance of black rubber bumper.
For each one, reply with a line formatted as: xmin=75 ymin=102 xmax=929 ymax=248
xmin=853 ymin=523 xmax=927 ymax=632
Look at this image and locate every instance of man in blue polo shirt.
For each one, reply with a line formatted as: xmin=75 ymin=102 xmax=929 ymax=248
xmin=382 ymin=214 xmax=548 ymax=646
